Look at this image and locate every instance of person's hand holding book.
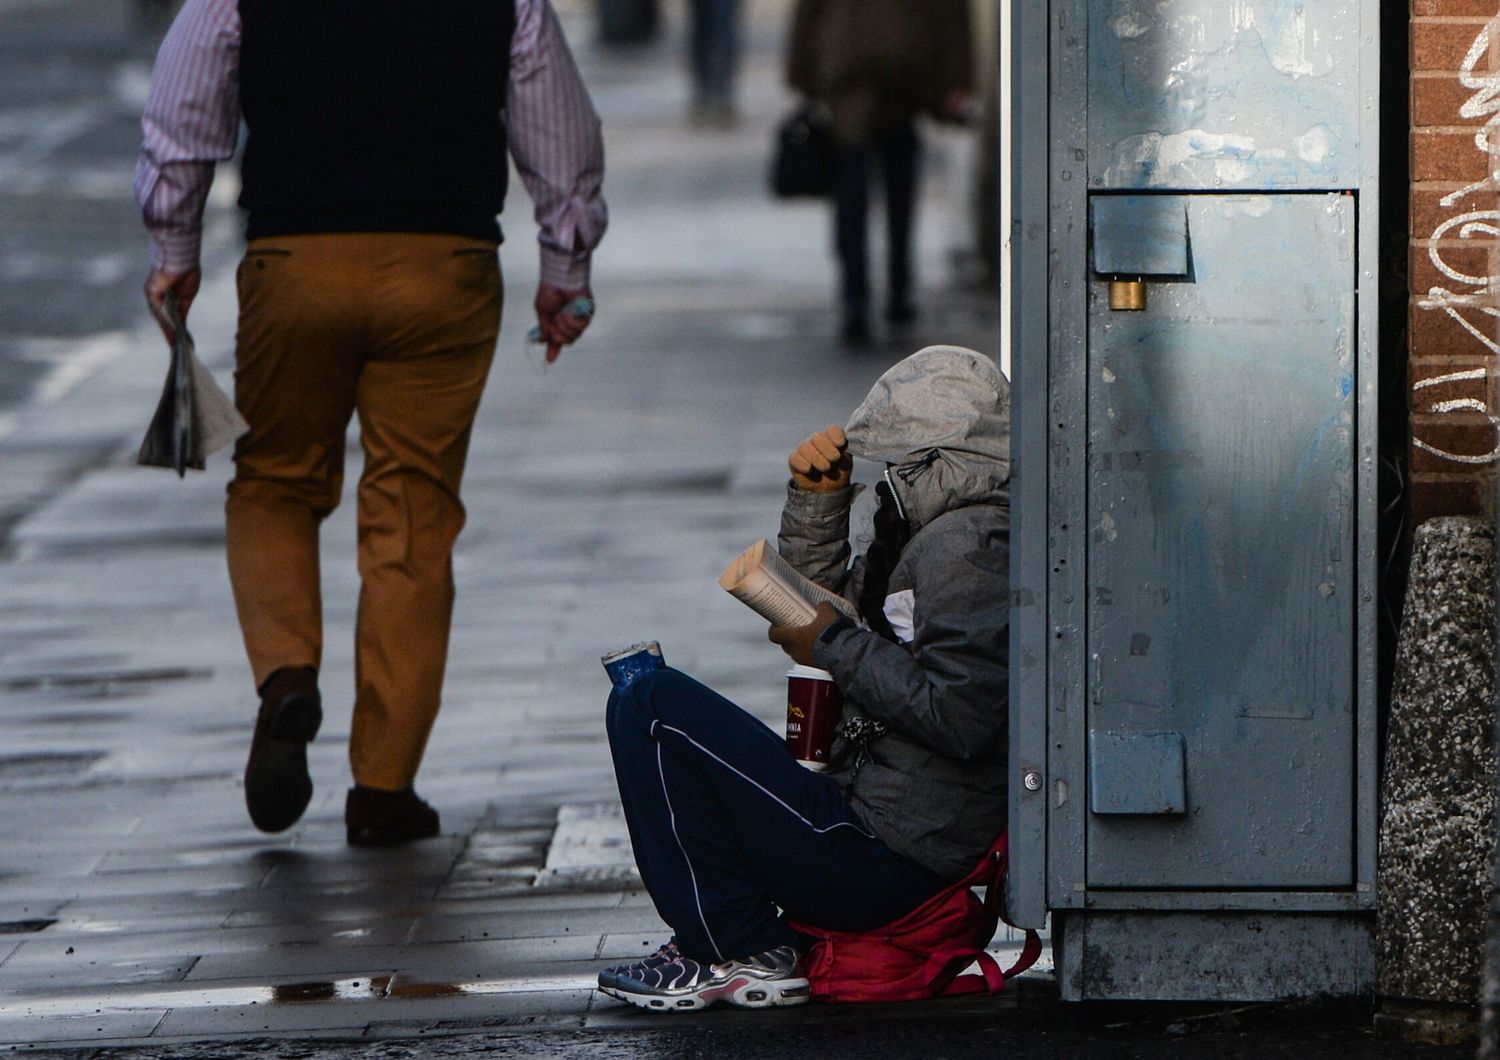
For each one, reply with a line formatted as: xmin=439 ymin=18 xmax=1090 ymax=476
xmin=769 ymin=601 xmax=843 ymax=667
xmin=789 ymin=425 xmax=852 ymax=492
xmin=719 ymin=428 xmax=861 ymax=629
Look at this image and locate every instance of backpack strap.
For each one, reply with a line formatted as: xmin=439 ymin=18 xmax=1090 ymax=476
xmin=928 ymin=931 xmax=1042 ymax=999
xmin=969 ymin=833 xmax=1011 ymax=892
xmin=937 ymin=949 xmax=1006 ymax=997
xmin=979 ymin=832 xmax=1045 ymax=978
xmin=979 ymin=834 xmax=1010 ymax=917
xmin=1002 ymin=925 xmax=1044 ymax=980
xmin=952 ymin=831 xmax=1045 ymax=996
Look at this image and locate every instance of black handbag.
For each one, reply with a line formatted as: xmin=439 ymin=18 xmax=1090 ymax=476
xmin=771 ymin=103 xmax=835 ymax=199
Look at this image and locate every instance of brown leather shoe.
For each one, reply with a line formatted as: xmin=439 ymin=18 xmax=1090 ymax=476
xmin=345 ymin=785 xmax=441 ymax=846
xmin=244 ymin=666 xmax=322 ymax=833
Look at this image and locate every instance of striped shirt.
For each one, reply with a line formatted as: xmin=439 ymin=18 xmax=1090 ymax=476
xmin=134 ymin=0 xmax=607 ymax=289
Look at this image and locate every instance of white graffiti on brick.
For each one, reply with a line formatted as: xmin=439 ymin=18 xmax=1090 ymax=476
xmin=1414 ymin=14 xmax=1500 ymax=465
xmin=1414 ymin=368 xmax=1498 ymax=464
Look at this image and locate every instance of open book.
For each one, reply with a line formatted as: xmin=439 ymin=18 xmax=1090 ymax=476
xmin=719 ymin=539 xmax=860 ymax=627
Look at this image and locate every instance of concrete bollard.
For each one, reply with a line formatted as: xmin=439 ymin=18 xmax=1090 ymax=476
xmin=1376 ymin=516 xmax=1496 ymax=1043
xmin=1481 ymin=900 xmax=1500 ymax=1060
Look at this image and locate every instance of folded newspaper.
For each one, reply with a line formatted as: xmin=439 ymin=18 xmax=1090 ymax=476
xmin=137 ymin=292 xmax=248 ymax=477
xmin=719 ymin=539 xmax=859 ymax=626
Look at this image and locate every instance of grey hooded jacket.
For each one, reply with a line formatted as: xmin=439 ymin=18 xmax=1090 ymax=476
xmin=777 ymin=346 xmax=1011 ymax=883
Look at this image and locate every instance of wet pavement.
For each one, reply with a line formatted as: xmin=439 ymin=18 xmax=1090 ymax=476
xmin=0 ymin=0 xmax=244 ymax=548
xmin=0 ymin=2 xmax=1473 ymax=1057
xmin=0 ymin=0 xmax=1024 ymax=1052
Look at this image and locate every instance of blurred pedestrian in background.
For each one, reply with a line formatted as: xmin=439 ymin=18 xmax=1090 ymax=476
xmin=135 ymin=0 xmax=607 ymax=846
xmin=130 ymin=0 xmax=181 ymax=34
xmin=688 ymin=0 xmax=741 ymax=128
xmin=787 ymin=0 xmax=972 ymax=345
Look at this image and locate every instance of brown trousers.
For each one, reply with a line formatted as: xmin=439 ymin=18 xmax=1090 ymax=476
xmin=227 ymin=233 xmax=501 ymax=791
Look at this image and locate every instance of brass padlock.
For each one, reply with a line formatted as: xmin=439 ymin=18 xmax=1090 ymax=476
xmin=1109 ymin=278 xmax=1147 ymax=311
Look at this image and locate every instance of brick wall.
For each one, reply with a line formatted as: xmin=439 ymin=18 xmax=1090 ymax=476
xmin=1408 ymin=3 xmax=1500 ymax=522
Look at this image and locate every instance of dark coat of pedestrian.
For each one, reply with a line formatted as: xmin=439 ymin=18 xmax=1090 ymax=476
xmin=135 ymin=0 xmax=607 ymax=847
xmin=785 ymin=0 xmax=973 ymax=343
xmin=787 ymin=0 xmax=973 ymax=145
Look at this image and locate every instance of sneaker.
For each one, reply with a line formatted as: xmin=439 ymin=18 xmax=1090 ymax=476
xmin=600 ymin=944 xmax=810 ymax=1012
xmin=598 ymin=939 xmax=680 ymax=991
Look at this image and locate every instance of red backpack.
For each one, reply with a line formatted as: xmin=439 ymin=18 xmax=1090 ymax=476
xmin=788 ymin=834 xmax=1042 ymax=1003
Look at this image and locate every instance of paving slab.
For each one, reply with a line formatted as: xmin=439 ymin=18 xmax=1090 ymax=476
xmin=0 ymin=1010 xmax=167 ymax=1045
xmin=0 ymin=921 xmax=421 ymax=970
xmin=3 ymin=954 xmax=199 ymax=993
xmin=185 ymin=937 xmax=604 ymax=983
xmin=405 ymin=908 xmax=669 ymax=947
xmin=147 ymin=986 xmax=598 ymax=1040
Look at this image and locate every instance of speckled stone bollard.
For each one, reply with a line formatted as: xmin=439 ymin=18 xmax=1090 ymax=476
xmin=1377 ymin=517 xmax=1496 ymax=1040
xmin=1480 ymin=903 xmax=1500 ymax=1059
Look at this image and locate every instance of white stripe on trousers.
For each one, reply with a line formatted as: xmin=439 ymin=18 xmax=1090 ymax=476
xmin=657 ymin=721 xmax=876 ymax=840
xmin=655 ymin=737 xmax=723 ymax=962
xmin=646 ymin=715 xmax=879 ymax=962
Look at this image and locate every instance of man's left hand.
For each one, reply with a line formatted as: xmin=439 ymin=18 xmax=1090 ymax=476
xmin=769 ymin=601 xmax=842 ymax=667
xmin=535 ymin=284 xmax=594 ymax=363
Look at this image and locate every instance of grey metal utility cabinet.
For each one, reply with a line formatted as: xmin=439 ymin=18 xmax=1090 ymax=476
xmin=1005 ymin=0 xmax=1380 ymax=1001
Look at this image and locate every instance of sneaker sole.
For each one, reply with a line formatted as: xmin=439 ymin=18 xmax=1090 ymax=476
xmin=599 ymin=984 xmax=706 ymax=1012
xmin=600 ymin=975 xmax=811 ymax=1013
xmin=245 ymin=693 xmax=321 ymax=834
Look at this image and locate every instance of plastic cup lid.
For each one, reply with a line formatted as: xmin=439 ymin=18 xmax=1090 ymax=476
xmin=786 ymin=664 xmax=834 ymax=680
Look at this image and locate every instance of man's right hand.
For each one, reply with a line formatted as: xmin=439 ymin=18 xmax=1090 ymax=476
xmin=144 ymin=267 xmax=202 ymax=345
xmin=789 ymin=425 xmax=852 ymax=492
xmin=534 ymin=284 xmax=594 ymax=364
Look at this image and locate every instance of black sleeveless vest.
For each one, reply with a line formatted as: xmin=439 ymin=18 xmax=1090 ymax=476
xmin=238 ymin=0 xmax=514 ymax=242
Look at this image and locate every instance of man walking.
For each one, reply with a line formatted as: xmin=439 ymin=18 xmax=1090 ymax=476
xmin=135 ymin=0 xmax=607 ymax=845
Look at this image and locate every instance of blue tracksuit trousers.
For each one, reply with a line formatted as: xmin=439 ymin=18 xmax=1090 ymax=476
xmin=606 ymin=668 xmax=946 ymax=963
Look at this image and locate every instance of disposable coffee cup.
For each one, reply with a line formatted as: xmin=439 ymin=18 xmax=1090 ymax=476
xmin=786 ymin=664 xmax=842 ymax=771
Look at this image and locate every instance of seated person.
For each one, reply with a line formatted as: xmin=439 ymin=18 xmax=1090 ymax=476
xmin=598 ymin=345 xmax=1011 ymax=1012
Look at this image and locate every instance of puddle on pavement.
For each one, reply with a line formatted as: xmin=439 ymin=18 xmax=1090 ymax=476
xmin=272 ymin=977 xmax=389 ymax=1003
xmin=386 ymin=977 xmax=464 ymax=999
xmin=3 ymin=972 xmax=598 ymax=1021
xmin=269 ymin=976 xmax=475 ymax=1003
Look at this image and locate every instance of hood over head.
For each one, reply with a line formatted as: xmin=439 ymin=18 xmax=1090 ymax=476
xmin=844 ymin=345 xmax=1010 ymax=530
